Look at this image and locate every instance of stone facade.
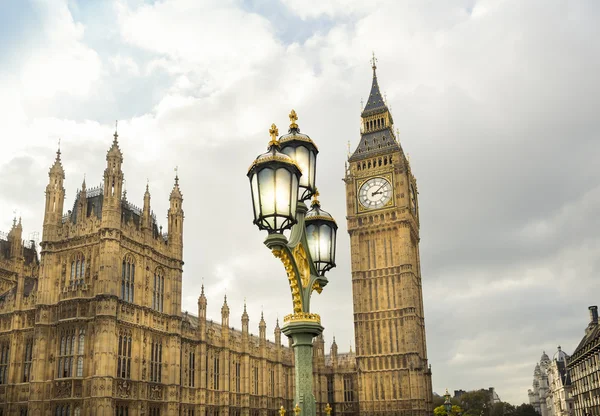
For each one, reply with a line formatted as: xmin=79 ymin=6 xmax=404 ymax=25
xmin=528 ymin=349 xmax=574 ymax=416
xmin=343 ymin=60 xmax=433 ymax=416
xmin=529 ymin=353 xmax=552 ymax=416
xmin=0 ymin=62 xmax=432 ymax=416
xmin=0 ymin=133 xmax=361 ymax=416
xmin=568 ymin=306 xmax=600 ymax=416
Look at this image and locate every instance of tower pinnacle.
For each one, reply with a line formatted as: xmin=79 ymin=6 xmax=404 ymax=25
xmin=371 ymin=51 xmax=378 ymax=74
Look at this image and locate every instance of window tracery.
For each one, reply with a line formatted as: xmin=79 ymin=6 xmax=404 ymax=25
xmin=57 ymin=328 xmax=85 ymax=378
xmin=69 ymin=252 xmax=86 ymax=286
xmin=153 ymin=268 xmax=164 ymax=312
xmin=121 ymin=255 xmax=135 ymax=303
xmin=117 ymin=330 xmax=132 ymax=379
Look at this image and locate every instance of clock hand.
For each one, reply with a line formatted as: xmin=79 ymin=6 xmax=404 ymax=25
xmin=371 ymin=183 xmax=387 ymax=196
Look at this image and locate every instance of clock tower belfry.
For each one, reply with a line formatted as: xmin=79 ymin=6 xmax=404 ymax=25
xmin=343 ymin=58 xmax=433 ymax=416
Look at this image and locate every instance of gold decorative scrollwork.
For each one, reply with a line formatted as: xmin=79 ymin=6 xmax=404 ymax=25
xmin=292 ymin=243 xmax=310 ymax=288
xmin=272 ymin=249 xmax=302 ymax=313
xmin=312 ymin=281 xmax=322 ymax=294
xmin=283 ymin=312 xmax=321 ymax=324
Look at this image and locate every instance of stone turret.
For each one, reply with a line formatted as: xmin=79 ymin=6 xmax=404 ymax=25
xmin=168 ymin=172 xmax=184 ymax=259
xmin=259 ymin=311 xmax=266 ymax=344
xmin=198 ymin=285 xmax=207 ymax=338
xmin=8 ymin=217 xmax=23 ymax=259
xmin=43 ymin=145 xmax=65 ymax=239
xmin=142 ymin=182 xmax=151 ymax=231
xmin=274 ymin=318 xmax=281 ymax=347
xmin=102 ymin=130 xmax=124 ymax=228
xmin=330 ymin=336 xmax=338 ymax=366
xmin=221 ymin=295 xmax=230 ymax=333
xmin=242 ymin=301 xmax=249 ymax=346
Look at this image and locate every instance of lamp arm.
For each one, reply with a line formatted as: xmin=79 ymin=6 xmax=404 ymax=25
xmin=265 ymin=200 xmax=324 ymax=315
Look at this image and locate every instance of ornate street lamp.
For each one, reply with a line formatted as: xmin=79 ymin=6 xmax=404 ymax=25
xmin=444 ymin=389 xmax=452 ymax=416
xmin=305 ymin=191 xmax=337 ymax=275
xmin=248 ymin=111 xmax=337 ymax=416
xmin=279 ymin=109 xmax=318 ymax=201
xmin=248 ymin=124 xmax=301 ymax=233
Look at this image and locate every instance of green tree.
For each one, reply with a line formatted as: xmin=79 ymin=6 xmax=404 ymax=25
xmin=435 ymin=404 xmax=464 ymax=416
xmin=513 ymin=404 xmax=539 ymax=416
xmin=458 ymin=390 xmax=492 ymax=416
xmin=490 ymin=401 xmax=515 ymax=416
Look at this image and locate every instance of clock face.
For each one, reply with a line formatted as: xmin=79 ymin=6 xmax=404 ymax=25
xmin=358 ymin=177 xmax=393 ymax=210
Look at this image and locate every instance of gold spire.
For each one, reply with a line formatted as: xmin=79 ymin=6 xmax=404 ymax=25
xmin=268 ymin=123 xmax=279 ymax=147
xmin=294 ymin=404 xmax=301 ymax=415
xmin=279 ymin=406 xmax=286 ymax=416
xmin=311 ymin=189 xmax=320 ymax=206
xmin=325 ymin=403 xmax=332 ymax=415
xmin=289 ymin=109 xmax=298 ymax=129
xmin=371 ymin=51 xmax=378 ymax=73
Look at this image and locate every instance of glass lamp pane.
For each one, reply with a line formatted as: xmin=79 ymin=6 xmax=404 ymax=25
xmin=309 ymin=151 xmax=316 ymax=193
xmin=251 ymin=173 xmax=260 ymax=220
xmin=258 ymin=168 xmax=275 ymax=217
xmin=290 ymin=174 xmax=299 ymax=216
xmin=330 ymin=226 xmax=337 ymax=264
xmin=296 ymin=146 xmax=310 ymax=189
xmin=275 ymin=168 xmax=291 ymax=216
xmin=306 ymin=224 xmax=319 ymax=264
xmin=319 ymin=224 xmax=331 ymax=262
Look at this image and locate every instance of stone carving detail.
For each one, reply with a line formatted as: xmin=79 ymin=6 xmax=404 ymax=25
xmin=149 ymin=384 xmax=162 ymax=400
xmin=55 ymin=380 xmax=71 ymax=398
xmin=117 ymin=380 xmax=131 ymax=398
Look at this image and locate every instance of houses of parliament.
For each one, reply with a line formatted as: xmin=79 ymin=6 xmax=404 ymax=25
xmin=0 ymin=63 xmax=433 ymax=415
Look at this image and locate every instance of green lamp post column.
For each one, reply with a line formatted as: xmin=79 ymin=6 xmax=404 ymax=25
xmin=444 ymin=389 xmax=452 ymax=416
xmin=248 ymin=112 xmax=337 ymax=416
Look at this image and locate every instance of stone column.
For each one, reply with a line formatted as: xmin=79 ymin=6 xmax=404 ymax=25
xmin=282 ymin=321 xmax=323 ymax=416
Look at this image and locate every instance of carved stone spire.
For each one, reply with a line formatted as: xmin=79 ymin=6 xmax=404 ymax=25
xmin=259 ymin=310 xmax=266 ymax=341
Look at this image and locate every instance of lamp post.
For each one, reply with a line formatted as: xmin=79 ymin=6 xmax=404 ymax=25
xmin=248 ymin=111 xmax=337 ymax=416
xmin=444 ymin=389 xmax=452 ymax=416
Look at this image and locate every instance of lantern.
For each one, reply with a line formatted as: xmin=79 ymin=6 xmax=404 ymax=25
xmin=444 ymin=389 xmax=452 ymax=415
xmin=279 ymin=110 xmax=318 ymax=201
xmin=304 ymin=192 xmax=337 ymax=275
xmin=248 ymin=124 xmax=302 ymax=233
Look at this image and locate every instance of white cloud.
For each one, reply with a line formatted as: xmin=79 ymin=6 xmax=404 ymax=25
xmin=280 ymin=0 xmax=383 ymax=20
xmin=116 ymin=0 xmax=281 ymax=87
xmin=110 ymin=54 xmax=140 ymax=76
xmin=20 ymin=1 xmax=101 ymax=99
xmin=1 ymin=0 xmax=599 ymax=406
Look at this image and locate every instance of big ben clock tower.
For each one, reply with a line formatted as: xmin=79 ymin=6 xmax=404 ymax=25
xmin=344 ymin=57 xmax=433 ymax=416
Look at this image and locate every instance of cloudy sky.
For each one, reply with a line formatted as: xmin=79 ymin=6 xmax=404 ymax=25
xmin=1 ymin=0 xmax=599 ymax=404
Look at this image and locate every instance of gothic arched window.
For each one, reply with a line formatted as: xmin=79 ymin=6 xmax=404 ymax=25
xmin=58 ymin=328 xmax=85 ymax=378
xmin=150 ymin=339 xmax=163 ymax=383
xmin=117 ymin=331 xmax=132 ymax=379
xmin=121 ymin=255 xmax=135 ymax=303
xmin=70 ymin=253 xmax=86 ymax=286
xmin=153 ymin=269 xmax=165 ymax=313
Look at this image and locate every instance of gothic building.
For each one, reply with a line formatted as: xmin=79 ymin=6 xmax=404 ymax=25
xmin=0 ymin=60 xmax=431 ymax=416
xmin=529 ymin=352 xmax=552 ymax=416
xmin=528 ymin=348 xmax=574 ymax=416
xmin=568 ymin=306 xmax=600 ymax=416
xmin=343 ymin=58 xmax=433 ymax=415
